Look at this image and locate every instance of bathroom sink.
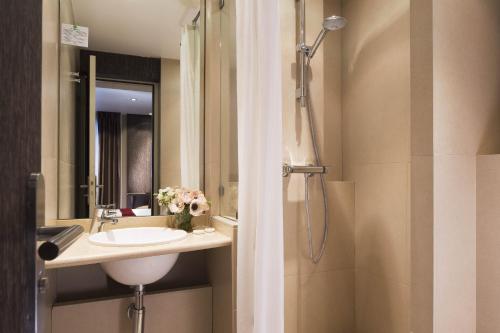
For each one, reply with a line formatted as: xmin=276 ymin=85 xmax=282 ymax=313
xmin=88 ymin=227 xmax=187 ymax=247
xmin=89 ymin=227 xmax=187 ymax=285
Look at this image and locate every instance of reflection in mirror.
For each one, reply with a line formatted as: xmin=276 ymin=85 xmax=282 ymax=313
xmin=58 ymin=0 xmax=205 ymax=219
xmin=95 ymin=81 xmax=153 ymax=217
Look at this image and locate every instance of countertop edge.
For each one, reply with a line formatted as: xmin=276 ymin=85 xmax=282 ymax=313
xmin=45 ymin=232 xmax=232 ymax=269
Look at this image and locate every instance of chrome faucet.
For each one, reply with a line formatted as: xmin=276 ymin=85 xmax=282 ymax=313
xmin=90 ymin=204 xmax=118 ymax=233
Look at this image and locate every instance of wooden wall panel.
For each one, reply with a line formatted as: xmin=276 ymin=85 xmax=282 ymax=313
xmin=0 ymin=0 xmax=42 ymax=332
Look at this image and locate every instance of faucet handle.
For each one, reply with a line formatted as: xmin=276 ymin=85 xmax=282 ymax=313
xmin=96 ymin=204 xmax=115 ymax=209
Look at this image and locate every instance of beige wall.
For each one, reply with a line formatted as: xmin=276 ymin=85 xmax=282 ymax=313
xmin=160 ymin=58 xmax=181 ymax=188
xmin=42 ymin=0 xmax=60 ymax=225
xmin=409 ymin=0 xmax=434 ymax=331
xmin=282 ymin=0 xmax=355 ymax=332
xmin=477 ymin=155 xmax=500 ymax=333
xmin=342 ymin=0 xmax=411 ymax=332
xmin=433 ymin=0 xmax=500 ymax=332
xmin=58 ymin=0 xmax=79 ymax=219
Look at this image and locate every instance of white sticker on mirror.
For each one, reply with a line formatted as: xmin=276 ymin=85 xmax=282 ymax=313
xmin=61 ymin=24 xmax=89 ymax=48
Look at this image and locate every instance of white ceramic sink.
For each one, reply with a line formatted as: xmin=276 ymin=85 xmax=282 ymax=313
xmin=88 ymin=227 xmax=187 ymax=247
xmin=88 ymin=227 xmax=187 ymax=285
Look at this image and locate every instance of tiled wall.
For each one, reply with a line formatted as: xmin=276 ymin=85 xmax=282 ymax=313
xmin=281 ymin=0 xmax=355 ymax=332
xmin=409 ymin=0 xmax=433 ymax=331
xmin=477 ymin=155 xmax=500 ymax=333
xmin=342 ymin=0 xmax=411 ymax=332
xmin=42 ymin=0 xmax=60 ymax=224
xmin=433 ymin=0 xmax=500 ymax=331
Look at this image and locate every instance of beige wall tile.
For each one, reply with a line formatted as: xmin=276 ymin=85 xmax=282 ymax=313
xmin=284 ymin=181 xmax=355 ymax=276
xmin=353 ymin=163 xmax=410 ymax=285
xmin=433 ymin=0 xmax=500 ymax=156
xmin=42 ymin=0 xmax=60 ymax=224
xmin=58 ymin=161 xmax=76 ymax=219
xmin=285 ymin=270 xmax=354 ymax=333
xmin=342 ymin=0 xmax=411 ymax=168
xmin=477 ymin=155 xmax=500 ymax=333
xmin=284 ymin=274 xmax=299 ymax=333
xmin=410 ymin=0 xmax=433 ymax=157
xmin=301 ymin=269 xmax=354 ymax=333
xmin=434 ymin=155 xmax=476 ymax=333
xmin=410 ymin=155 xmax=433 ymax=333
xmin=355 ymin=270 xmax=409 ymax=333
xmin=42 ymin=157 xmax=59 ymax=224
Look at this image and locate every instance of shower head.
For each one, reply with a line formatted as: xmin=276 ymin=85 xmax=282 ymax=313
xmin=308 ymin=15 xmax=347 ymax=59
xmin=323 ymin=15 xmax=347 ymax=31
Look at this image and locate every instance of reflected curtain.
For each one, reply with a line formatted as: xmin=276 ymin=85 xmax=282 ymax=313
xmin=236 ymin=0 xmax=284 ymax=332
xmin=180 ymin=24 xmax=201 ymax=189
xmin=97 ymin=112 xmax=121 ymax=206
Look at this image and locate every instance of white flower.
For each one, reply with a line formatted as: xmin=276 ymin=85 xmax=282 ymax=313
xmin=189 ymin=198 xmax=209 ymax=216
xmin=180 ymin=191 xmax=194 ymax=204
xmin=168 ymin=198 xmax=185 ymax=214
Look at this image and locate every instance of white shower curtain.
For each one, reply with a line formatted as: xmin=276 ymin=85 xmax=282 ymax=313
xmin=180 ymin=24 xmax=200 ymax=189
xmin=236 ymin=0 xmax=284 ymax=332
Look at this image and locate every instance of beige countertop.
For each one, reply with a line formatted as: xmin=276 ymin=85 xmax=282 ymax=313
xmin=46 ymin=231 xmax=232 ymax=269
xmin=45 ymin=215 xmax=235 ymax=269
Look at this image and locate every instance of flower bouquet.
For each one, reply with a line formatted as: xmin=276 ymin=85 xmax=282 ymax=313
xmin=156 ymin=187 xmax=210 ymax=232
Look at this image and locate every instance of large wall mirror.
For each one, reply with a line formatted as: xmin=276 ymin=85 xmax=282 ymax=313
xmin=58 ymin=0 xmax=205 ymax=219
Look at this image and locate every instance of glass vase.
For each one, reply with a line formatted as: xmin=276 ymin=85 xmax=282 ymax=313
xmin=175 ymin=208 xmax=193 ymax=232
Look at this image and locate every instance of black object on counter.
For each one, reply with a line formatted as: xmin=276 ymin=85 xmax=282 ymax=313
xmin=37 ymin=225 xmax=84 ymax=261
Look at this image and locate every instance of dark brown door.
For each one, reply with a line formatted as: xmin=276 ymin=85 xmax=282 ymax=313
xmin=0 ymin=0 xmax=42 ymax=332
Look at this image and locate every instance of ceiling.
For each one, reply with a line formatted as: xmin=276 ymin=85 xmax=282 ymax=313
xmin=70 ymin=0 xmax=200 ymax=59
xmin=96 ymin=81 xmax=153 ymax=115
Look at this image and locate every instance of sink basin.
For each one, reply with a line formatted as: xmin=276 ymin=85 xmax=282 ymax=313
xmin=88 ymin=227 xmax=187 ymax=247
xmin=88 ymin=227 xmax=187 ymax=285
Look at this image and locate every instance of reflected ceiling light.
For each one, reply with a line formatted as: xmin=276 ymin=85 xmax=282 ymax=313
xmin=129 ymin=98 xmax=137 ymax=102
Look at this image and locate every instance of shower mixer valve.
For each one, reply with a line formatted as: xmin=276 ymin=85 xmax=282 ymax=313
xmin=282 ymin=164 xmax=327 ymax=177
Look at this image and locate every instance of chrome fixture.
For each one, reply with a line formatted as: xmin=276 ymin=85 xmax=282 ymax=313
xmin=38 ymin=225 xmax=84 ymax=261
xmin=282 ymin=164 xmax=327 ymax=177
xmin=69 ymin=71 xmax=80 ymax=83
xmin=307 ymin=16 xmax=347 ymax=59
xmin=296 ymin=4 xmax=346 ymax=106
xmin=192 ymin=10 xmax=201 ymax=25
xmin=295 ymin=0 xmax=346 ymax=264
xmin=89 ymin=204 xmax=118 ymax=233
xmin=128 ymin=285 xmax=146 ymax=333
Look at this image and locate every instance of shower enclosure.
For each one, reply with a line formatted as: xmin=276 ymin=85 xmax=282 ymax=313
xmin=218 ymin=0 xmax=416 ymax=331
xmin=282 ymin=0 xmax=412 ymax=332
xmin=283 ymin=0 xmax=346 ymax=264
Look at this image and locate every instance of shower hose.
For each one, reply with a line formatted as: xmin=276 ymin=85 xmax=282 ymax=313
xmin=303 ymin=57 xmax=329 ymax=264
